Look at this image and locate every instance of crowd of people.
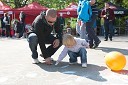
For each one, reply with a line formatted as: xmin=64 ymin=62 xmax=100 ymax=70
xmin=0 ymin=11 xmax=26 ymax=38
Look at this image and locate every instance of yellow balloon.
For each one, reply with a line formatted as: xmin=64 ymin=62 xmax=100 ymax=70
xmin=105 ymin=51 xmax=126 ymax=71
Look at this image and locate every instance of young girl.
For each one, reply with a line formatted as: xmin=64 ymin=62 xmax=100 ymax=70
xmin=55 ymin=34 xmax=89 ymax=67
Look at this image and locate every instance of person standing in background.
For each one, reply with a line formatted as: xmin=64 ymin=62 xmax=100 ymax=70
xmin=19 ymin=11 xmax=26 ymax=23
xmin=100 ymin=17 xmax=105 ymax=36
xmin=3 ymin=12 xmax=12 ymax=38
xmin=13 ymin=20 xmax=23 ymax=38
xmin=75 ymin=19 xmax=80 ymax=36
xmin=0 ymin=14 xmax=6 ymax=37
xmin=59 ymin=13 xmax=65 ymax=30
xmin=66 ymin=21 xmax=72 ymax=34
xmin=19 ymin=11 xmax=26 ymax=38
xmin=77 ymin=0 xmax=101 ymax=48
xmin=101 ymin=2 xmax=115 ymax=41
xmin=77 ymin=0 xmax=91 ymax=41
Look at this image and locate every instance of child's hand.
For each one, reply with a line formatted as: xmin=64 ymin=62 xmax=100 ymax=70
xmin=55 ymin=61 xmax=59 ymax=65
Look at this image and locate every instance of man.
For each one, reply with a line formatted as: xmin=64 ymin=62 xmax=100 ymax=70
xmin=59 ymin=13 xmax=65 ymax=30
xmin=0 ymin=14 xmax=6 ymax=36
xmin=19 ymin=11 xmax=26 ymax=23
xmin=101 ymin=2 xmax=115 ymax=41
xmin=19 ymin=11 xmax=26 ymax=38
xmin=3 ymin=12 xmax=12 ymax=37
xmin=13 ymin=20 xmax=23 ymax=38
xmin=27 ymin=9 xmax=62 ymax=64
xmin=77 ymin=0 xmax=101 ymax=48
xmin=86 ymin=0 xmax=101 ymax=48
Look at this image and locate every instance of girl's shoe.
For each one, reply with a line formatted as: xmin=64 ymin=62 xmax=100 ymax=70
xmin=82 ymin=63 xmax=87 ymax=68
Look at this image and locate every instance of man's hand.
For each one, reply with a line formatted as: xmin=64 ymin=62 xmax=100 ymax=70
xmin=44 ymin=57 xmax=52 ymax=65
xmin=53 ymin=39 xmax=60 ymax=48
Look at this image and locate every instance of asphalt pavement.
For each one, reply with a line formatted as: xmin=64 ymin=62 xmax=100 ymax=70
xmin=0 ymin=36 xmax=128 ymax=85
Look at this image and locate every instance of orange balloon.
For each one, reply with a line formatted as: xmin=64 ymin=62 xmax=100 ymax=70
xmin=105 ymin=51 xmax=126 ymax=71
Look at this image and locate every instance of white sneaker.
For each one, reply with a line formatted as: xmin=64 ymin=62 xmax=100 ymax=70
xmin=32 ymin=59 xmax=40 ymax=64
xmin=82 ymin=63 xmax=87 ymax=68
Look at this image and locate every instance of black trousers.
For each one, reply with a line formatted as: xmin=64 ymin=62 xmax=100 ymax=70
xmin=86 ymin=14 xmax=100 ymax=46
xmin=28 ymin=33 xmax=62 ymax=59
xmin=2 ymin=29 xmax=5 ymax=36
xmin=5 ymin=25 xmax=12 ymax=37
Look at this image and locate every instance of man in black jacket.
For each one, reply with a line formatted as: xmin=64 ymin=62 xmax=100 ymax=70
xmin=27 ymin=9 xmax=62 ymax=64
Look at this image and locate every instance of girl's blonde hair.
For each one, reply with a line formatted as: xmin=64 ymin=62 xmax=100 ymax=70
xmin=62 ymin=34 xmax=76 ymax=46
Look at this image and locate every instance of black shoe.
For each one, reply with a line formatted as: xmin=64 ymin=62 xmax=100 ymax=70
xmin=90 ymin=46 xmax=93 ymax=49
xmin=104 ymin=39 xmax=108 ymax=41
xmin=110 ymin=38 xmax=112 ymax=41
xmin=93 ymin=41 xmax=101 ymax=49
xmin=89 ymin=45 xmax=93 ymax=48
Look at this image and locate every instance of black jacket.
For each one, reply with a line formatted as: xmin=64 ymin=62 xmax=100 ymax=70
xmin=15 ymin=22 xmax=23 ymax=33
xmin=30 ymin=14 xmax=62 ymax=42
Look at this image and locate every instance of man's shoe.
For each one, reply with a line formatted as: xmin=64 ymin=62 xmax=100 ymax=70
xmin=93 ymin=40 xmax=101 ymax=49
xmin=104 ymin=39 xmax=108 ymax=41
xmin=82 ymin=63 xmax=87 ymax=68
xmin=32 ymin=59 xmax=40 ymax=64
xmin=110 ymin=38 xmax=112 ymax=41
xmin=89 ymin=45 xmax=93 ymax=48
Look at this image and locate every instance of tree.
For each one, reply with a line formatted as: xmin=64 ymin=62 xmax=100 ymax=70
xmin=1 ymin=0 xmax=127 ymax=10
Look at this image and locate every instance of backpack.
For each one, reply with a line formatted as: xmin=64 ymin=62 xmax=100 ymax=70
xmin=77 ymin=0 xmax=92 ymax=23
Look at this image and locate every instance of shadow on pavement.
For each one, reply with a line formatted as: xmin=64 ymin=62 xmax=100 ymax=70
xmin=36 ymin=61 xmax=107 ymax=82
xmin=112 ymin=70 xmax=128 ymax=75
xmin=112 ymin=40 xmax=128 ymax=42
xmin=96 ymin=47 xmax=128 ymax=55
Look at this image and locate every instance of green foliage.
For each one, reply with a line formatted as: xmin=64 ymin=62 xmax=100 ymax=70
xmin=1 ymin=0 xmax=128 ymax=33
xmin=2 ymin=0 xmax=128 ymax=10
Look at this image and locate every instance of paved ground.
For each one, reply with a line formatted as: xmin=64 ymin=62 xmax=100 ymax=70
xmin=0 ymin=36 xmax=128 ymax=85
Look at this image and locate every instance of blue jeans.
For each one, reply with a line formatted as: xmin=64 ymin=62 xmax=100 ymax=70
xmin=76 ymin=22 xmax=88 ymax=41
xmin=76 ymin=23 xmax=80 ymax=35
xmin=68 ymin=48 xmax=87 ymax=64
xmin=104 ymin=20 xmax=113 ymax=39
xmin=80 ymin=23 xmax=88 ymax=41
xmin=100 ymin=25 xmax=104 ymax=36
xmin=27 ymin=33 xmax=38 ymax=59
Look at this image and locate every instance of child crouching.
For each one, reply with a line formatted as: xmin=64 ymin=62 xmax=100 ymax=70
xmin=55 ymin=34 xmax=89 ymax=67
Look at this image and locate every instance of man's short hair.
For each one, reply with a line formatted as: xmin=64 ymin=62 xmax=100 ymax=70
xmin=45 ymin=9 xmax=57 ymax=18
xmin=105 ymin=2 xmax=110 ymax=5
